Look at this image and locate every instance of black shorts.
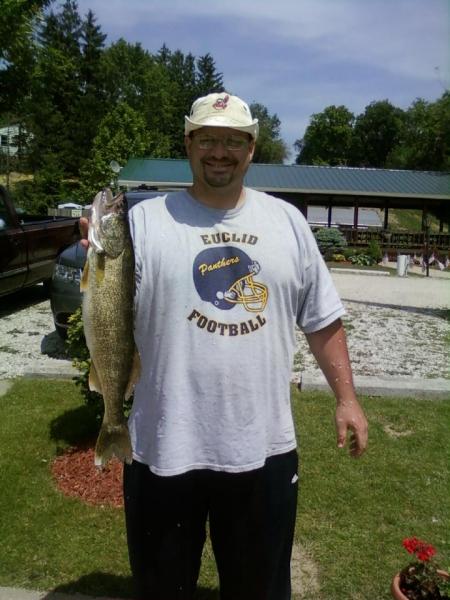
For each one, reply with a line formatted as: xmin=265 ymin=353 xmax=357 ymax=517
xmin=123 ymin=449 xmax=298 ymax=600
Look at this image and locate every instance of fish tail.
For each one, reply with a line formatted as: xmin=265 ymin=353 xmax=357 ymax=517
xmin=94 ymin=423 xmax=133 ymax=467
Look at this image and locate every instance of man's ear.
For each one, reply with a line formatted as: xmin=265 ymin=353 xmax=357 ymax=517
xmin=184 ymin=135 xmax=192 ymax=157
xmin=248 ymin=138 xmax=256 ymax=161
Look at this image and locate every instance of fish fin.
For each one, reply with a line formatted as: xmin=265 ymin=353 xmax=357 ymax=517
xmin=124 ymin=350 xmax=141 ymax=401
xmin=88 ymin=361 xmax=103 ymax=394
xmin=94 ymin=423 xmax=133 ymax=467
xmin=80 ymin=258 xmax=90 ymax=292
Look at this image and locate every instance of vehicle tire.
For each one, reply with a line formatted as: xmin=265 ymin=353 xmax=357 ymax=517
xmin=42 ymin=278 xmax=52 ymax=297
xmin=55 ymin=324 xmax=68 ymax=340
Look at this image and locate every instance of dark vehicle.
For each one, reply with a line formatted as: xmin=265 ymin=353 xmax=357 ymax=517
xmin=50 ymin=240 xmax=87 ymax=337
xmin=0 ymin=185 xmax=80 ymax=297
xmin=50 ymin=190 xmax=163 ymax=337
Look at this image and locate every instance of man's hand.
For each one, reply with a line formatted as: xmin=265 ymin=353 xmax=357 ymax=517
xmin=335 ymin=399 xmax=368 ymax=458
xmin=79 ymin=216 xmax=89 ymax=249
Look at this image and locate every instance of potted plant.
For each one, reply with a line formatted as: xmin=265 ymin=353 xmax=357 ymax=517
xmin=392 ymin=537 xmax=450 ymax=599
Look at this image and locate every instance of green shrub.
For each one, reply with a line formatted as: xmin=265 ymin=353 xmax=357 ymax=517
xmin=348 ymin=254 xmax=377 ymax=266
xmin=66 ymin=308 xmax=103 ymax=420
xmin=343 ymin=247 xmax=356 ymax=259
xmin=367 ymin=240 xmax=382 ymax=264
xmin=314 ymin=228 xmax=347 ymax=259
xmin=11 ymin=167 xmax=82 ymax=215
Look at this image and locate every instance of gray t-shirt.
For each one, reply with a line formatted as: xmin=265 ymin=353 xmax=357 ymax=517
xmin=128 ymin=188 xmax=345 ymax=475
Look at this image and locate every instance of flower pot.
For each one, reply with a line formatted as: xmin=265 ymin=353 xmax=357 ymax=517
xmin=391 ymin=570 xmax=449 ymax=599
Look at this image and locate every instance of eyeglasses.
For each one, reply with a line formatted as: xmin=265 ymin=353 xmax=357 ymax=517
xmin=193 ymin=134 xmax=250 ymax=151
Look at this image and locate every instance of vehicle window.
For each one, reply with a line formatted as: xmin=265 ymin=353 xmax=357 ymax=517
xmin=0 ymin=191 xmax=12 ymax=228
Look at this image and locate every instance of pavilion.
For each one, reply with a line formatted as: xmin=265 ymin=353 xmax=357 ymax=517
xmin=118 ymin=159 xmax=450 ymax=249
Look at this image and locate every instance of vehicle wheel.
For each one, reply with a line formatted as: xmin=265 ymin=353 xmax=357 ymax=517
xmin=55 ymin=324 xmax=68 ymax=340
xmin=42 ymin=279 xmax=52 ymax=297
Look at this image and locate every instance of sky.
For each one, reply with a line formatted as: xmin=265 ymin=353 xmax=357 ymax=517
xmin=75 ymin=0 xmax=450 ymax=162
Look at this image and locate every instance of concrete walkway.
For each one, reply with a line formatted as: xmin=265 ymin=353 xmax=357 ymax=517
xmin=299 ymin=373 xmax=450 ymax=399
xmin=13 ymin=366 xmax=450 ymax=399
xmin=0 ymin=589 xmax=118 ymax=600
xmin=331 ymin=266 xmax=450 ymax=310
xmin=2 ymin=359 xmax=445 ymax=400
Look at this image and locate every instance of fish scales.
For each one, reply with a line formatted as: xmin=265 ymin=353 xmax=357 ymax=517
xmin=83 ymin=245 xmax=135 ymax=412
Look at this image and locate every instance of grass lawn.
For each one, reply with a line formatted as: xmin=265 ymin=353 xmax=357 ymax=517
xmin=0 ymin=379 xmax=449 ymax=599
xmin=0 ymin=172 xmax=33 ymax=188
xmin=388 ymin=209 xmax=441 ymax=233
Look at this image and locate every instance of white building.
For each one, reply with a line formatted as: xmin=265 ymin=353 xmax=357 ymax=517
xmin=0 ymin=125 xmax=20 ymax=156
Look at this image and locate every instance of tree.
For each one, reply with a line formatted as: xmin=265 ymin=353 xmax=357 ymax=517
xmin=156 ymin=46 xmax=226 ymax=156
xmin=295 ymin=105 xmax=355 ymax=166
xmin=23 ymin=1 xmax=111 ymax=178
xmin=25 ymin=0 xmax=84 ymax=174
xmin=0 ymin=0 xmax=51 ymax=62
xmin=73 ymin=9 xmax=108 ymax=161
xmin=12 ymin=152 xmax=67 ymax=214
xmin=102 ymin=40 xmax=162 ymax=110
xmin=101 ymin=40 xmax=175 ymax=151
xmin=352 ymin=100 xmax=405 ymax=168
xmin=430 ymin=92 xmax=450 ymax=171
xmin=78 ymin=102 xmax=154 ymax=201
xmin=387 ymin=93 xmax=450 ymax=171
xmin=250 ymin=103 xmax=288 ymax=164
xmin=40 ymin=0 xmax=82 ymax=56
xmin=0 ymin=0 xmax=51 ymax=123
xmin=156 ymin=47 xmax=201 ymax=156
xmin=157 ymin=47 xmax=197 ymax=105
xmin=196 ymin=53 xmax=224 ymax=97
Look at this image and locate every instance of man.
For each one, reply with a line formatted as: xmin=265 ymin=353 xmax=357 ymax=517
xmin=81 ymin=92 xmax=368 ymax=600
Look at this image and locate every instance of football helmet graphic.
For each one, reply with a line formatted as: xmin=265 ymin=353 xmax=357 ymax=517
xmin=193 ymin=246 xmax=268 ymax=313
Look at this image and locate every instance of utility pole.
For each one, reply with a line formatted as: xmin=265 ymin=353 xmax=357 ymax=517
xmin=424 ymin=214 xmax=430 ymax=278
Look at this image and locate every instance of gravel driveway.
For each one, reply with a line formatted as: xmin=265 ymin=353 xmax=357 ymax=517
xmin=294 ymin=270 xmax=450 ymax=381
xmin=0 ymin=271 xmax=449 ymax=381
xmin=0 ymin=285 xmax=71 ymax=379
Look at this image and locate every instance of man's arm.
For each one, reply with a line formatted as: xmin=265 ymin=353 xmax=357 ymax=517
xmin=304 ymin=318 xmax=368 ymax=458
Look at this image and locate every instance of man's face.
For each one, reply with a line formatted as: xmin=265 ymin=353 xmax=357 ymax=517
xmin=185 ymin=127 xmax=255 ymax=191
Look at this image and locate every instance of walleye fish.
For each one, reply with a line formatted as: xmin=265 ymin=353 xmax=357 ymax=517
xmin=81 ymin=188 xmax=140 ymax=467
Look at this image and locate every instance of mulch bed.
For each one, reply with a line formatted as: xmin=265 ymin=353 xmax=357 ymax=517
xmin=51 ymin=443 xmax=124 ymax=508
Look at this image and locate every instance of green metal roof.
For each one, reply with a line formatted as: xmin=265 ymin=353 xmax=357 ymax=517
xmin=118 ymin=158 xmax=450 ymax=200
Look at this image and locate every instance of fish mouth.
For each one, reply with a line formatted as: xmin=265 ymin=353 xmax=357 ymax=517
xmin=88 ymin=189 xmax=127 ymax=254
xmin=105 ymin=192 xmax=126 ymax=212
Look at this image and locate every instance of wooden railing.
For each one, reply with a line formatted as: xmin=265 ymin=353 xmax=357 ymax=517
xmin=340 ymin=228 xmax=450 ymax=250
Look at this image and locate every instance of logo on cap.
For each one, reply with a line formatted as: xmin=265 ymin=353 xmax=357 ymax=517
xmin=212 ymin=95 xmax=230 ymax=111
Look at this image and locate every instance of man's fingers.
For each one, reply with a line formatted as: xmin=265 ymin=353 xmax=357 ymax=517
xmin=349 ymin=425 xmax=368 ymax=457
xmin=349 ymin=433 xmax=360 ymax=456
xmin=80 ymin=217 xmax=89 ymax=237
xmin=336 ymin=420 xmax=347 ymax=448
xmin=336 ymin=420 xmax=368 ymax=457
xmin=79 ymin=217 xmax=90 ymax=249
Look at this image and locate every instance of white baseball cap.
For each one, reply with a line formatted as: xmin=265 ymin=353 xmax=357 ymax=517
xmin=185 ymin=93 xmax=259 ymax=140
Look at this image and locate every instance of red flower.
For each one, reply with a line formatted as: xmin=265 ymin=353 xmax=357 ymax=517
xmin=403 ymin=537 xmax=420 ymax=554
xmin=402 ymin=537 xmax=436 ymax=562
xmin=416 ymin=545 xmax=436 ymax=562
